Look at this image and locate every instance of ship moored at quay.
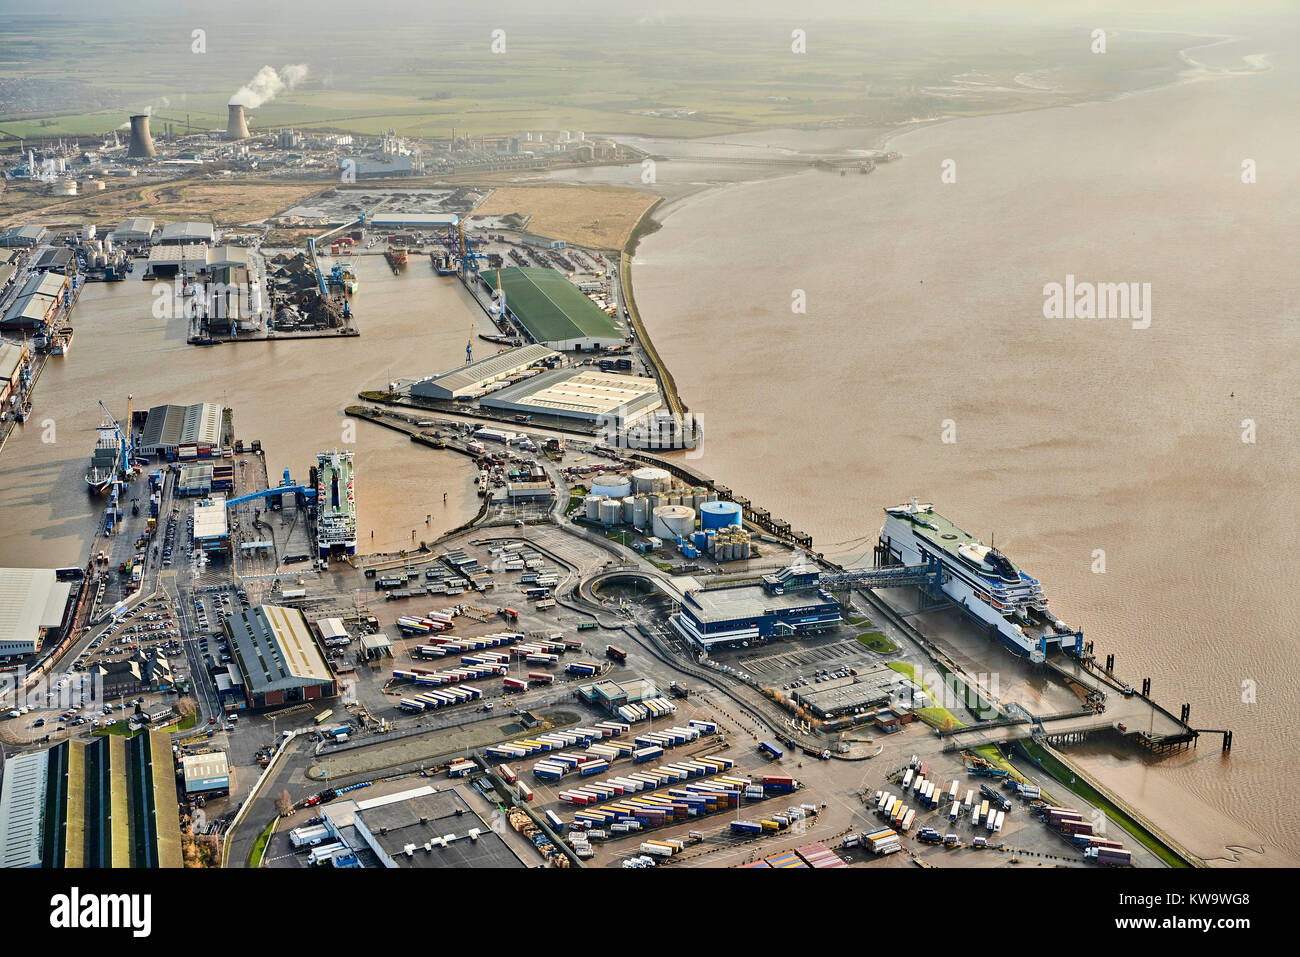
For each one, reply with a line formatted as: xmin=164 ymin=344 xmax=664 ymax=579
xmin=878 ymin=498 xmax=1082 ymax=663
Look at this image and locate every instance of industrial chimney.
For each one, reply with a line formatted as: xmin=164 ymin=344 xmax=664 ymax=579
xmin=226 ymin=104 xmax=251 ymax=140
xmin=127 ymin=114 xmax=156 ymax=157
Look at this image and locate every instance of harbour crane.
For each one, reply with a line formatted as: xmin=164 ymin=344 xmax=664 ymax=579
xmin=455 ymin=221 xmax=487 ymax=277
xmin=224 ymin=467 xmax=318 ymax=511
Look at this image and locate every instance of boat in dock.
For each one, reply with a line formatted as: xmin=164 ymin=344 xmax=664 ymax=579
xmin=385 ymin=245 xmax=409 ymax=270
xmin=879 ymin=498 xmax=1082 ymax=663
xmin=84 ymin=396 xmax=136 ymax=495
xmin=50 ymin=327 xmax=74 ymax=355
xmin=316 ymin=449 xmax=358 ymax=559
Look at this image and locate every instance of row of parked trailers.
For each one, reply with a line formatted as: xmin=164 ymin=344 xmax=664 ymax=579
xmin=873 ymin=790 xmax=919 ymax=835
xmin=398 ymin=685 xmax=485 ymax=712
xmin=739 ymin=840 xmax=844 ymax=869
xmin=485 ymin=721 xmax=631 ymax=760
xmin=615 ymin=697 xmax=676 ymax=723
xmin=1040 ymin=805 xmax=1131 ymax=864
xmin=412 ymin=631 xmax=526 ymax=658
xmin=729 ymin=804 xmax=819 ymax=837
xmin=561 ymin=755 xmax=739 ymax=809
xmin=395 ymin=615 xmax=454 ymax=636
xmin=393 ymin=664 xmax=506 ymax=689
xmin=571 ymin=776 xmax=757 ymax=831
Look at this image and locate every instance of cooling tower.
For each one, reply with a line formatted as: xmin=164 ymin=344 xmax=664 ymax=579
xmin=226 ymin=104 xmax=251 ymax=140
xmin=127 ymin=114 xmax=156 ymax=157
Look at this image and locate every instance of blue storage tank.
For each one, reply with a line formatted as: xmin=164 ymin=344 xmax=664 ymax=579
xmin=700 ymin=501 xmax=743 ymax=530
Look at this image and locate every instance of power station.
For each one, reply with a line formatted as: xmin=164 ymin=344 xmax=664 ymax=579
xmin=226 ymin=104 xmax=251 ymax=141
xmin=127 ymin=114 xmax=156 ymax=157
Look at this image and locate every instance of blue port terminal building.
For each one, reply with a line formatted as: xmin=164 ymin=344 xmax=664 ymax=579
xmin=668 ymin=566 xmax=842 ymax=652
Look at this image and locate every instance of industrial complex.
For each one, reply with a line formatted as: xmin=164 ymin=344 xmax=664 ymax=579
xmin=0 ymin=36 xmax=1249 ymax=918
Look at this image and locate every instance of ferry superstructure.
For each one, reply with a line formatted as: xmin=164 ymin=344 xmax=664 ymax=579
xmin=879 ymin=498 xmax=1081 ymax=662
xmin=316 ymin=450 xmax=357 ymax=559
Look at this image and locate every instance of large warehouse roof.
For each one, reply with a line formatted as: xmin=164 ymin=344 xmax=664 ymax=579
xmin=486 ymin=267 xmax=623 ymax=349
xmin=409 ymin=344 xmax=560 ymax=400
xmin=1 ymin=272 xmax=66 ymax=329
xmin=0 ymin=734 xmax=182 ymax=868
xmin=0 ymin=568 xmax=72 ymax=657
xmin=0 ymin=225 xmax=47 ymax=247
xmin=0 ymin=342 xmax=26 ymax=383
xmin=139 ymin=402 xmax=222 ymax=452
xmin=227 ymin=604 xmax=333 ymax=695
xmin=481 ymin=367 xmax=662 ymax=423
xmin=156 ymin=221 xmax=214 ymax=244
xmin=368 ymin=213 xmax=459 ymax=228
xmin=112 ymin=217 xmax=155 ymax=241
xmin=0 ymin=751 xmax=47 ymax=868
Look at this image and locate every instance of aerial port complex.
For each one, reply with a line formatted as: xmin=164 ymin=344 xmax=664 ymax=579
xmin=0 ymin=14 xmax=1260 ymax=906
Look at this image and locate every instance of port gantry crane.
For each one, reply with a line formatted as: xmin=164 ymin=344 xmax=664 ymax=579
xmin=455 ymin=220 xmax=487 ymax=277
xmin=224 ymin=466 xmax=318 ymax=511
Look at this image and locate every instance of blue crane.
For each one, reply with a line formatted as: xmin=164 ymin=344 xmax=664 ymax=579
xmin=96 ymin=399 xmax=132 ymax=479
xmin=224 ymin=466 xmax=318 ymax=510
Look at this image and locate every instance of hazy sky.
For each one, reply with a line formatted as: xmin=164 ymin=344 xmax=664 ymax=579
xmin=2 ymin=0 xmax=1296 ymax=22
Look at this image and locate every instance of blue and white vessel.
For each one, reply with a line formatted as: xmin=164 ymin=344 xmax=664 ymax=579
xmin=879 ymin=498 xmax=1081 ymax=662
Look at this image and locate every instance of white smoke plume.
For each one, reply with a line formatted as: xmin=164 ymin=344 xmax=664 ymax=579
xmin=229 ymin=64 xmax=310 ymax=108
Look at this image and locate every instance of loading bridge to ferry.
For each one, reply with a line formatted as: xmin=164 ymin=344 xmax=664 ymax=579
xmin=779 ymin=557 xmax=944 ymax=594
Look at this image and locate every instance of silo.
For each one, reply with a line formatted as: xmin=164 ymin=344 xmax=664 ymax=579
xmin=584 ymin=494 xmax=602 ymax=521
xmin=599 ymin=498 xmax=622 ymax=526
xmin=591 ymin=472 xmax=632 ymax=499
xmin=706 ymin=490 xmax=718 ymax=503
xmin=647 ymin=493 xmax=662 ymax=513
xmin=631 ymin=466 xmax=672 ymax=494
xmin=631 ymin=496 xmax=649 ymax=530
xmin=741 ymin=540 xmax=752 ymax=559
xmin=652 ymin=505 xmax=695 ymax=540
xmin=700 ymin=501 xmax=744 ymax=531
xmin=621 ymin=496 xmax=636 ymax=523
xmin=691 ymin=488 xmax=708 ymax=509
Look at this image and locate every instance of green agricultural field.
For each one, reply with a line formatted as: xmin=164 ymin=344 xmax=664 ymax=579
xmin=0 ymin=12 xmax=1192 ymax=141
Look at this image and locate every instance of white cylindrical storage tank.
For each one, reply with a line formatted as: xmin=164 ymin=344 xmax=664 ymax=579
xmin=621 ymin=496 xmax=636 ymax=523
xmin=599 ymin=498 xmax=622 ymax=526
xmin=700 ymin=501 xmax=744 ymax=531
xmin=632 ymin=496 xmax=649 ymax=530
xmin=584 ymin=494 xmax=602 ymax=521
xmin=741 ymin=541 xmax=752 ymax=559
xmin=652 ymin=505 xmax=695 ymax=540
xmin=631 ymin=466 xmax=672 ymax=494
xmin=591 ymin=472 xmax=632 ymax=499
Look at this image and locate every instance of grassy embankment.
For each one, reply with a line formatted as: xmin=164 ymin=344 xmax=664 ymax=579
xmin=887 ymin=661 xmax=964 ymax=730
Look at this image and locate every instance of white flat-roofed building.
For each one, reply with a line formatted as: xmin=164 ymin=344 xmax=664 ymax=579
xmin=0 ymin=567 xmax=74 ymax=658
xmin=192 ymin=496 xmax=230 ymax=556
xmin=480 ymin=367 xmax=661 ymax=425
